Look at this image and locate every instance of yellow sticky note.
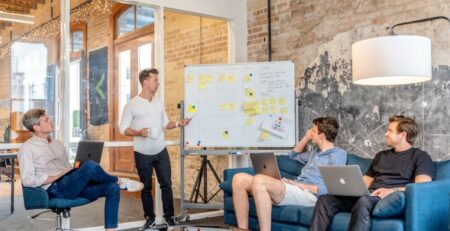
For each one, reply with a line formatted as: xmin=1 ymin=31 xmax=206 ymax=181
xmin=228 ymin=103 xmax=236 ymax=111
xmin=280 ymin=107 xmax=288 ymax=115
xmin=243 ymin=75 xmax=251 ymax=82
xmin=269 ymin=106 xmax=276 ymax=113
xmin=220 ymin=103 xmax=229 ymax=111
xmin=242 ymin=101 xmax=260 ymax=116
xmin=260 ymin=131 xmax=269 ymax=141
xmin=199 ymin=83 xmax=207 ymax=90
xmin=228 ymin=75 xmax=236 ymax=83
xmin=261 ymin=98 xmax=268 ymax=106
xmin=245 ymin=117 xmax=254 ymax=126
xmin=262 ymin=107 xmax=268 ymax=114
xmin=219 ymin=74 xmax=227 ymax=82
xmin=221 ymin=130 xmax=230 ymax=139
xmin=279 ymin=97 xmax=286 ymax=105
xmin=187 ymin=75 xmax=194 ymax=83
xmin=245 ymin=88 xmax=256 ymax=98
xmin=270 ymin=98 xmax=277 ymax=105
xmin=188 ymin=105 xmax=197 ymax=113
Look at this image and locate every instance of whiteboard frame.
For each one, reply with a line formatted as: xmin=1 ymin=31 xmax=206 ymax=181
xmin=183 ymin=61 xmax=297 ymax=148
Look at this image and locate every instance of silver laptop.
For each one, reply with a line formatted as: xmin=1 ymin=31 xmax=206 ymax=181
xmin=250 ymin=153 xmax=281 ymax=180
xmin=318 ymin=165 xmax=369 ymax=197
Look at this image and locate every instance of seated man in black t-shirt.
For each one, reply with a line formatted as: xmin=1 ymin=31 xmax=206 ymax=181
xmin=309 ymin=115 xmax=435 ymax=231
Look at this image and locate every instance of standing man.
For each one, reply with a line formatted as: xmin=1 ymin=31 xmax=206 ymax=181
xmin=120 ymin=68 xmax=190 ymax=230
xmin=309 ymin=115 xmax=435 ymax=231
xmin=232 ymin=117 xmax=347 ymax=231
xmin=18 ymin=109 xmax=143 ymax=231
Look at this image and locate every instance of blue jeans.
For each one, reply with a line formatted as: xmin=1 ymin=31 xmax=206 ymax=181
xmin=47 ymin=160 xmax=120 ymax=229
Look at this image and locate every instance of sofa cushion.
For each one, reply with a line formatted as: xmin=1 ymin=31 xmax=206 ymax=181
xmin=372 ymin=191 xmax=406 ymax=218
xmin=277 ymin=155 xmax=304 ymax=179
xmin=435 ymin=160 xmax=450 ymax=180
xmin=224 ymin=196 xmax=306 ymax=224
xmin=346 ymin=154 xmax=372 ymax=174
xmin=219 ymin=179 xmax=232 ymax=194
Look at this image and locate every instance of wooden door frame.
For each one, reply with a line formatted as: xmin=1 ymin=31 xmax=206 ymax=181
xmin=108 ymin=3 xmax=155 ymax=172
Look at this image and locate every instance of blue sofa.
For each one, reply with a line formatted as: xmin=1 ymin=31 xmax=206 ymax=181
xmin=220 ymin=154 xmax=450 ymax=231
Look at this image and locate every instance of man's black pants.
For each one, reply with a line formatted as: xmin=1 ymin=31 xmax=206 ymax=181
xmin=134 ymin=148 xmax=174 ymax=220
xmin=309 ymin=195 xmax=381 ymax=231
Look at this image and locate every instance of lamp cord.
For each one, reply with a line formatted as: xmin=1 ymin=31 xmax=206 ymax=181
xmin=389 ymin=16 xmax=450 ymax=35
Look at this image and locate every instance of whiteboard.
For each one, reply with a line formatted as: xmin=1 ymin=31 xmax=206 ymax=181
xmin=184 ymin=62 xmax=296 ymax=147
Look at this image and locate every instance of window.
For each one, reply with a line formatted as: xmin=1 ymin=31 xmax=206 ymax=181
xmin=116 ymin=6 xmax=155 ymax=37
xmin=72 ymin=31 xmax=84 ymax=52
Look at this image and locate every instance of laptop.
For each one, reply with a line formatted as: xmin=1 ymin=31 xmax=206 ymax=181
xmin=250 ymin=153 xmax=281 ymax=180
xmin=55 ymin=141 xmax=104 ymax=181
xmin=318 ymin=165 xmax=369 ymax=197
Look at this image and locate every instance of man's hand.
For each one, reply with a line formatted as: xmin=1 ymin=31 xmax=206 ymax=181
xmin=179 ymin=118 xmax=191 ymax=126
xmin=304 ymin=128 xmax=314 ymax=140
xmin=138 ymin=128 xmax=149 ymax=137
xmin=371 ymin=188 xmax=396 ymax=199
xmin=45 ymin=167 xmax=72 ymax=184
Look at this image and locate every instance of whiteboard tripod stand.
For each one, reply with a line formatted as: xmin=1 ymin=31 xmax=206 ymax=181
xmin=188 ymin=155 xmax=222 ymax=204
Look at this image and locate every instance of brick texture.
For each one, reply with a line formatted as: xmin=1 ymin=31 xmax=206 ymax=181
xmin=164 ymin=11 xmax=228 ymax=202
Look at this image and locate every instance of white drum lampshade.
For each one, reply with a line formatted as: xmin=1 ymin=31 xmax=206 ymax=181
xmin=352 ymin=35 xmax=432 ymax=85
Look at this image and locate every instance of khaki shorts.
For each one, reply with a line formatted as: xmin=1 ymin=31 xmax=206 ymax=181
xmin=275 ymin=182 xmax=317 ymax=207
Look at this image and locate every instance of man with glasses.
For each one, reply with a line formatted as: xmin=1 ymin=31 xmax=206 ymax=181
xmin=18 ymin=109 xmax=143 ymax=231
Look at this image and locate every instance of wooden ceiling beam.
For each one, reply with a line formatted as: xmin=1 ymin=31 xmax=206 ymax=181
xmin=0 ymin=5 xmax=31 ymax=14
xmin=0 ymin=0 xmax=33 ymax=9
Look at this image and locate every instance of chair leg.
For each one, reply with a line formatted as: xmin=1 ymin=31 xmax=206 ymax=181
xmin=54 ymin=208 xmax=71 ymax=231
xmin=56 ymin=212 xmax=62 ymax=231
xmin=30 ymin=209 xmax=52 ymax=219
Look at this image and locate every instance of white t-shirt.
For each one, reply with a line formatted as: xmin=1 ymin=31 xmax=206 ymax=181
xmin=119 ymin=95 xmax=170 ymax=155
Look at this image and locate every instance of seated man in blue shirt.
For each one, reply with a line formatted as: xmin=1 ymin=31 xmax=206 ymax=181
xmin=232 ymin=117 xmax=347 ymax=231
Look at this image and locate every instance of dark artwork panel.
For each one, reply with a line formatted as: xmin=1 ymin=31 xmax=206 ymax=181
xmin=299 ymin=51 xmax=450 ymax=160
xmin=89 ymin=47 xmax=108 ymax=125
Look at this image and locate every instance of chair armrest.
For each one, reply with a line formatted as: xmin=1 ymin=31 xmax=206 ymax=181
xmin=223 ymin=167 xmax=254 ymax=181
xmin=22 ymin=185 xmax=50 ymax=210
xmin=405 ymin=179 xmax=450 ymax=231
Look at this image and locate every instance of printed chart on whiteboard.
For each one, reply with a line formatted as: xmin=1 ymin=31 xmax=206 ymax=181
xmin=184 ymin=62 xmax=296 ymax=147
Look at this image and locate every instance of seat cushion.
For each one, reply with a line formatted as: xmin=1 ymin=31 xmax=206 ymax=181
xmin=224 ymin=196 xmax=307 ymax=224
xmin=372 ymin=192 xmax=405 ymax=218
xmin=48 ymin=197 xmax=92 ymax=208
xmin=220 ymin=179 xmax=232 ymax=194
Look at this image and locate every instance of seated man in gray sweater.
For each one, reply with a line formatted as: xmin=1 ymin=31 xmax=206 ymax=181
xmin=18 ymin=109 xmax=143 ymax=231
xmin=232 ymin=117 xmax=347 ymax=231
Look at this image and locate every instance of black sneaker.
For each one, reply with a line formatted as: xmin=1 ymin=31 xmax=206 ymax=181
xmin=139 ymin=217 xmax=155 ymax=231
xmin=165 ymin=216 xmax=176 ymax=226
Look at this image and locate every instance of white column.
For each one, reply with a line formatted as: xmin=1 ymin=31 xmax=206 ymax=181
xmin=59 ymin=0 xmax=71 ymax=152
xmin=154 ymin=5 xmax=165 ymax=224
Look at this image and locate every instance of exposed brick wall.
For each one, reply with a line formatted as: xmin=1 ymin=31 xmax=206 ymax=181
xmin=247 ymin=0 xmax=450 ymax=160
xmin=1 ymin=1 xmax=229 ymax=202
xmin=164 ymin=11 xmax=229 ymax=202
xmin=248 ymin=0 xmax=450 ymax=89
